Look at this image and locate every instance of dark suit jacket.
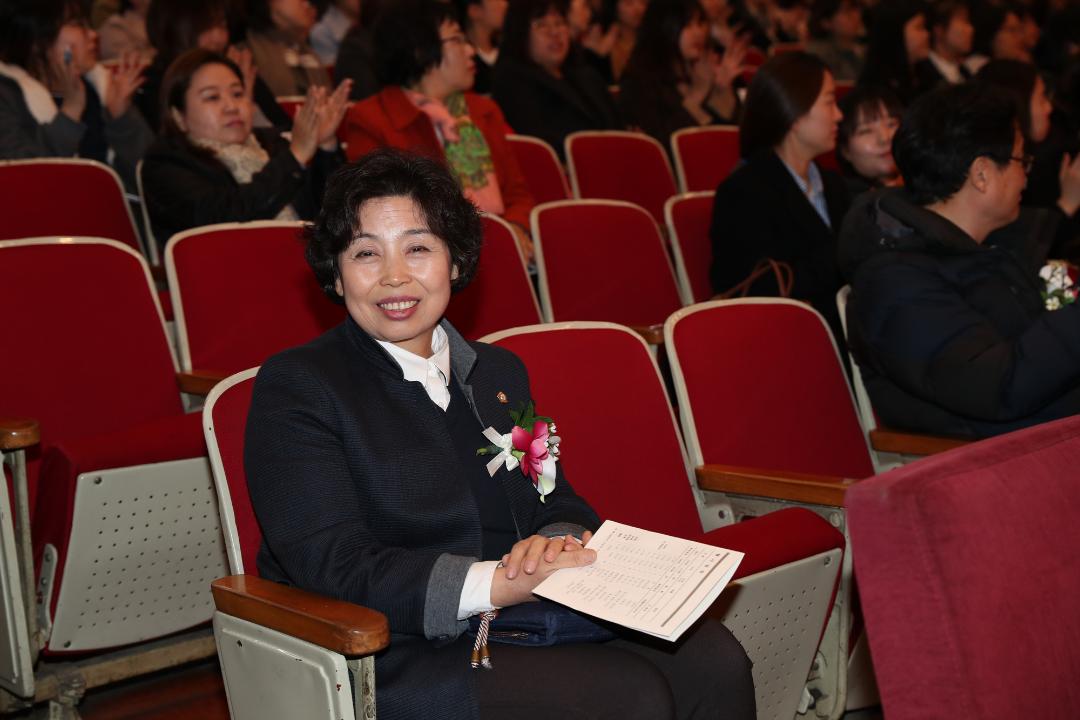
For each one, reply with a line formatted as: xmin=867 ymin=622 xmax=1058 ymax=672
xmin=141 ymin=128 xmax=339 ymax=249
xmin=491 ymin=53 xmax=622 ymax=160
xmin=710 ymin=150 xmax=851 ymax=339
xmin=245 ymin=318 xmax=600 ymax=719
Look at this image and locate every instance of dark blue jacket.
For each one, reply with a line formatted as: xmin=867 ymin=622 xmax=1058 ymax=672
xmin=839 ymin=188 xmax=1080 ymax=438
xmin=245 ymin=318 xmax=599 ymax=719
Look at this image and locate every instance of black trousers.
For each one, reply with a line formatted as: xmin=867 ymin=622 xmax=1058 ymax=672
xmin=472 ymin=618 xmax=756 ymax=720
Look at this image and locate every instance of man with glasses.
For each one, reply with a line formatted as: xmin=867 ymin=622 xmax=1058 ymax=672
xmin=838 ymin=81 xmax=1080 ymax=439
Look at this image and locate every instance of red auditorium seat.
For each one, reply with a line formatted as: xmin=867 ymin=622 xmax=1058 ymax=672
xmin=664 ymin=191 xmax=716 ymax=304
xmin=848 ymin=415 xmax=1080 ymax=719
xmin=482 ymin=322 xmax=846 ymax=718
xmin=531 ymin=200 xmax=684 ymax=341
xmin=670 ymin=126 xmax=740 ymax=193
xmin=564 ymin=130 xmax=678 ymax=225
xmin=0 ymin=238 xmax=227 ymax=658
xmin=444 ymin=214 xmax=542 ymax=339
xmin=165 ymin=221 xmax=345 ymax=377
xmin=506 ymin=134 xmax=571 ymax=204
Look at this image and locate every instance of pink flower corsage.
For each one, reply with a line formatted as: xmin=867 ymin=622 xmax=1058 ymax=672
xmin=477 ymin=402 xmax=561 ymax=502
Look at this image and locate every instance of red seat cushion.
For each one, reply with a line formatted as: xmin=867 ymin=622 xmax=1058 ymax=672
xmin=701 ymin=507 xmax=844 ymax=581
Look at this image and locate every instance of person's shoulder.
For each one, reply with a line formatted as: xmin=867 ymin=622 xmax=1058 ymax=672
xmin=257 ymin=323 xmax=353 ymax=389
xmin=470 ymin=339 xmax=527 ymax=372
xmin=464 ymin=92 xmax=502 ymax=117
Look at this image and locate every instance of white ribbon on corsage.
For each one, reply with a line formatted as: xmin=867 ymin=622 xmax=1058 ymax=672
xmin=481 ymin=427 xmax=519 ymax=475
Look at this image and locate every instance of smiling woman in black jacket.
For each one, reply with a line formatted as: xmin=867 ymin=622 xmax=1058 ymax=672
xmin=141 ymin=48 xmax=348 ymax=247
xmin=840 ymin=83 xmax=1080 ymax=439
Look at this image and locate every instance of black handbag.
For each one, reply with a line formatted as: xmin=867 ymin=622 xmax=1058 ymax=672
xmin=467 ymin=599 xmax=617 ymax=647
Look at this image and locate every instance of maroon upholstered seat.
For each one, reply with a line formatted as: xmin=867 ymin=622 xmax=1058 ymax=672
xmin=670 ymin=127 xmax=740 ymax=193
xmin=506 ymin=134 xmax=570 ymax=205
xmin=847 ymin=414 xmax=1080 ymax=719
xmin=444 ymin=214 xmax=542 ymax=339
xmin=665 ymin=191 xmax=716 ymax=304
xmin=564 ymin=131 xmax=677 ymax=225
xmin=165 ymin=221 xmax=346 ymax=375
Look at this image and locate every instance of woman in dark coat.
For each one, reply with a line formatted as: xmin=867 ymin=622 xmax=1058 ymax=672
xmin=245 ymin=147 xmax=757 ymax=720
xmin=710 ymin=51 xmax=849 ymax=341
xmin=491 ymin=0 xmax=621 ymax=160
xmin=141 ymin=48 xmax=348 ymax=247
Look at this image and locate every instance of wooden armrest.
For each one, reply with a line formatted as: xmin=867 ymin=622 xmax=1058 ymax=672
xmin=696 ymin=463 xmax=856 ymax=507
xmin=0 ymin=418 xmax=40 ymax=451
xmin=868 ymin=428 xmax=970 ymax=456
xmin=629 ymin=324 xmax=665 ymax=345
xmin=176 ymin=370 xmax=229 ymax=396
xmin=211 ymin=575 xmax=390 ymax=656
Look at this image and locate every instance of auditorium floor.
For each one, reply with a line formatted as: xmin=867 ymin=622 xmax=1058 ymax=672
xmin=9 ymin=658 xmax=886 ymax=718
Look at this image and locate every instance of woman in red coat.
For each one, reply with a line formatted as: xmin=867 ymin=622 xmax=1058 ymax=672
xmin=343 ymin=0 xmax=536 ymax=257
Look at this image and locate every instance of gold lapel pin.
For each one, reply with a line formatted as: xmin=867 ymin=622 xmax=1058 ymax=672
xmin=496 ymin=391 xmax=508 ymax=404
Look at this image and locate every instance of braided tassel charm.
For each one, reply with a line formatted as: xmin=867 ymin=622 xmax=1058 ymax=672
xmin=470 ymin=609 xmax=498 ymax=670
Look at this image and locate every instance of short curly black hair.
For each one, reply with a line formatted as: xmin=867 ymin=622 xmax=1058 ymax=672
xmin=893 ymin=82 xmax=1018 ymax=205
xmin=373 ymin=0 xmax=460 ymax=88
xmin=305 ymin=148 xmax=484 ymax=303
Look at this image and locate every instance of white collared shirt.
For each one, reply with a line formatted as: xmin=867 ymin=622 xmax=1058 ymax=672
xmin=928 ymin=50 xmax=967 ymax=84
xmin=376 ymin=326 xmax=499 ymax=617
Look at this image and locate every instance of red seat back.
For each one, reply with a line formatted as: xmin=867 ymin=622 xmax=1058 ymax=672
xmin=565 ymin=131 xmax=677 ymax=224
xmin=667 ymin=299 xmax=874 ymax=478
xmin=0 ymin=160 xmax=142 ymax=254
xmin=847 ymin=415 xmax=1080 ymax=719
xmin=0 ymin=239 xmax=181 ymax=443
xmin=204 ymin=371 xmax=262 ymax=574
xmin=166 ymin=222 xmax=346 ymax=373
xmin=665 ymin=192 xmax=715 ymax=304
xmin=507 ymin=134 xmax=570 ymax=204
xmin=532 ymin=201 xmax=684 ymax=326
xmin=484 ymin=324 xmax=703 ymax=537
xmin=445 ymin=215 xmax=542 ymax=339
xmin=671 ymin=127 xmax=740 ymax=193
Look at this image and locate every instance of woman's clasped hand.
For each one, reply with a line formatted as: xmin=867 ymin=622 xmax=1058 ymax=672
xmin=491 ymin=532 xmax=596 ymax=607
xmin=289 ymin=79 xmax=353 ymax=166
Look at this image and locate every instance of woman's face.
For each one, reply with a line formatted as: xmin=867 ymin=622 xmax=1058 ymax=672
xmin=430 ymin=20 xmax=477 ymax=94
xmin=616 ymin=0 xmax=647 ymax=31
xmin=788 ymin=71 xmax=843 ymax=156
xmin=829 ymin=1 xmax=864 ymax=43
xmin=334 ymin=195 xmax=457 ymax=357
xmin=937 ymin=8 xmax=973 ymax=56
xmin=1029 ymin=76 xmax=1053 ymax=143
xmin=270 ymin=0 xmax=318 ymax=37
xmin=699 ymin=0 xmax=726 ymax=23
xmin=53 ymin=20 xmax=98 ymax=76
xmin=568 ymin=0 xmax=593 ymax=34
xmin=903 ymin=14 xmax=930 ymax=62
xmin=841 ymin=103 xmax=900 ymax=182
xmin=196 ymin=22 xmax=230 ymax=54
xmin=471 ymin=0 xmax=509 ymax=32
xmin=176 ymin=62 xmax=253 ymax=145
xmin=529 ymin=11 xmax=571 ymax=74
xmin=992 ymin=12 xmax=1026 ymax=60
xmin=678 ymin=15 xmax=709 ymax=63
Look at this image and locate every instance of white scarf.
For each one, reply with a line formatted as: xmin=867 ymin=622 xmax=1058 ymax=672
xmin=0 ymin=61 xmax=58 ymax=123
xmin=192 ymin=133 xmax=300 ymax=221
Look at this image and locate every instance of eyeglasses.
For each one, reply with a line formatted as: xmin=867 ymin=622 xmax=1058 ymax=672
xmin=1009 ymin=154 xmax=1035 ymax=173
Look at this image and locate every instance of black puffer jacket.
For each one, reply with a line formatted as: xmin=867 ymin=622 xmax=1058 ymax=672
xmin=838 ymin=188 xmax=1080 ymax=438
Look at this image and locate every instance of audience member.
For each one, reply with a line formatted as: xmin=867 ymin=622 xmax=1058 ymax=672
xmin=700 ymin=0 xmax=741 ymax=48
xmin=858 ymin=0 xmax=930 ymax=105
xmin=243 ymin=0 xmax=331 ymax=97
xmin=914 ymin=0 xmax=973 ymax=87
xmin=98 ymin=0 xmax=154 ymax=62
xmin=978 ymin=58 xmax=1080 ymax=259
xmin=343 ymin=0 xmax=536 ymax=257
xmin=491 ymin=0 xmax=621 ymax=159
xmin=805 ymin=0 xmax=865 ymax=82
xmin=618 ymin=0 xmax=748 ymax=145
xmin=457 ymin=0 xmax=509 ymax=94
xmin=140 ymin=0 xmax=291 ymax=132
xmin=590 ymin=0 xmax=648 ymax=82
xmin=309 ymin=0 xmax=360 ymax=65
xmin=334 ymin=0 xmax=381 ymax=101
xmin=966 ymin=1 xmax=1027 ymax=73
xmin=711 ymin=51 xmax=849 ymax=340
xmin=837 ymin=84 xmax=902 ymax=194
xmin=839 ymin=82 xmax=1080 ymax=438
xmin=141 ymin=49 xmax=348 ymax=246
xmin=0 ymin=0 xmax=152 ymax=189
